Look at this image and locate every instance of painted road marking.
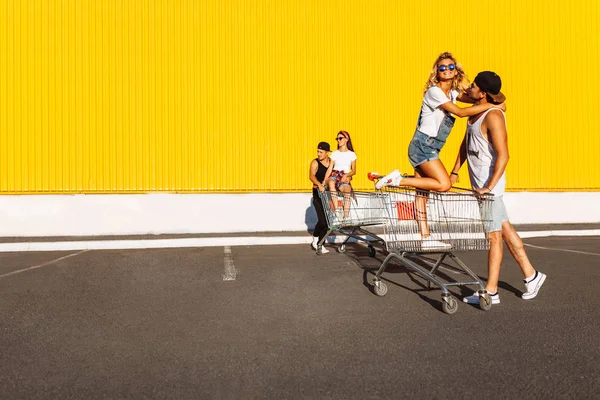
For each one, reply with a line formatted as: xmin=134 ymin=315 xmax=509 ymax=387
xmin=0 ymin=250 xmax=88 ymax=279
xmin=524 ymin=243 xmax=600 ymax=257
xmin=223 ymin=246 xmax=236 ymax=281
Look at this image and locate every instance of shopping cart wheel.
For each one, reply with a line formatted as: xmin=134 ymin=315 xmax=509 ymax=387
xmin=373 ymin=281 xmax=388 ymax=297
xmin=442 ymin=296 xmax=458 ymax=314
xmin=338 ymin=244 xmax=346 ymax=253
xmin=368 ymin=245 xmax=376 ymax=258
xmin=478 ymin=293 xmax=492 ymax=311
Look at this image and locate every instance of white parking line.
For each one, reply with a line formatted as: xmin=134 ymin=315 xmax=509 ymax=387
xmin=0 ymin=250 xmax=89 ymax=279
xmin=223 ymin=246 xmax=236 ymax=281
xmin=523 ymin=243 xmax=600 ymax=257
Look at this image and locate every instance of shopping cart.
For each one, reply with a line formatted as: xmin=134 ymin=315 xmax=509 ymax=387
xmin=367 ymin=172 xmax=494 ymax=314
xmin=316 ymin=190 xmax=387 ymax=257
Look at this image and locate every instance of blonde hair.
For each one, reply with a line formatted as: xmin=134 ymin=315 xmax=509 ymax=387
xmin=423 ymin=52 xmax=469 ymax=95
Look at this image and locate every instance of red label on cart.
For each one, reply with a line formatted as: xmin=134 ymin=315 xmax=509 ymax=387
xmin=329 ymin=199 xmax=344 ymax=210
xmin=396 ymin=201 xmax=415 ymax=220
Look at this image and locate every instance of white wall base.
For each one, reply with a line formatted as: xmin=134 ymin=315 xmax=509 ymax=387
xmin=1 ymin=192 xmax=599 ymax=238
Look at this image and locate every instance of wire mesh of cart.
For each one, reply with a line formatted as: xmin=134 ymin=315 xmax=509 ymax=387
xmin=316 ymin=189 xmax=387 ymax=257
xmin=368 ymin=177 xmax=495 ymax=314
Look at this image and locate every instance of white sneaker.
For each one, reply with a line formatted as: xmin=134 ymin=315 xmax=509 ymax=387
xmin=375 ymin=170 xmax=403 ymax=189
xmin=320 ymin=244 xmax=329 ymax=254
xmin=522 ymin=271 xmax=546 ymax=300
xmin=463 ymin=291 xmax=500 ymax=305
xmin=421 ymin=239 xmax=452 ymax=251
xmin=311 ymin=237 xmax=319 ymax=250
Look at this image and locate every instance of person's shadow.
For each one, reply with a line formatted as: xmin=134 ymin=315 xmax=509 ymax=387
xmin=305 ymin=198 xmax=337 ymax=245
xmin=304 ymin=199 xmax=317 ymax=235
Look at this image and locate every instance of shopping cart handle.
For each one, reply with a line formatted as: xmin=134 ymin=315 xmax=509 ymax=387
xmin=367 ymin=172 xmax=380 ymax=181
xmin=451 ymin=186 xmax=495 ymax=197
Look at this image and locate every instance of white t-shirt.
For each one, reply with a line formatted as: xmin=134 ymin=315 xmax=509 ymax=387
xmin=330 ymin=150 xmax=357 ymax=173
xmin=417 ymin=86 xmax=459 ymax=137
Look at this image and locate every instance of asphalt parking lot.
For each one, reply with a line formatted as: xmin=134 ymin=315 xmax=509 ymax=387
xmin=1 ymin=236 xmax=600 ymax=399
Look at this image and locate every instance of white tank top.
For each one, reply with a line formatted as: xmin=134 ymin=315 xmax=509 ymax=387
xmin=466 ymin=108 xmax=506 ymax=197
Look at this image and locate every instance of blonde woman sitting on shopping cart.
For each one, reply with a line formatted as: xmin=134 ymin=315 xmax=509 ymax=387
xmin=372 ymin=52 xmax=505 ymax=250
xmin=323 ymin=130 xmax=356 ymax=222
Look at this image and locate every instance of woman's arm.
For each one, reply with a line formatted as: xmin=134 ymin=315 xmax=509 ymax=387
xmin=450 ymin=134 xmax=468 ymax=185
xmin=440 ymin=101 xmax=505 ymax=118
xmin=346 ymin=160 xmax=356 ymax=178
xmin=341 ymin=160 xmax=356 ymax=183
xmin=456 ymin=92 xmax=476 ymax=104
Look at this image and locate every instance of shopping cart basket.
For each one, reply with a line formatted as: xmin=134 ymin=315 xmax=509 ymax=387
xmin=316 ymin=190 xmax=386 ymax=257
xmin=368 ymin=174 xmax=494 ymax=314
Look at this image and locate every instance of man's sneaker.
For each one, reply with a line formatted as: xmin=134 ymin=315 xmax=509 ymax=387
xmin=522 ymin=271 xmax=546 ymax=300
xmin=421 ymin=239 xmax=452 ymax=251
xmin=463 ymin=291 xmax=500 ymax=305
xmin=375 ymin=170 xmax=403 ymax=189
xmin=311 ymin=237 xmax=319 ymax=250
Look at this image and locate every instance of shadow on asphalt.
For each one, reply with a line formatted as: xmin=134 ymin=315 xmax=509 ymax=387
xmin=341 ymin=241 xmax=524 ymax=312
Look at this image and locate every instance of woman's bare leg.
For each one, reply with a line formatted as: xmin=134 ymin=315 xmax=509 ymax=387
xmin=399 ymin=160 xmax=452 ymax=192
xmin=413 ymin=169 xmax=430 ymax=237
xmin=340 ymin=185 xmax=351 ymax=218
xmin=327 ymin=179 xmax=338 ymax=210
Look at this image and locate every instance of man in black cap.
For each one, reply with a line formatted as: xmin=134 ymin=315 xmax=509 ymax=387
xmin=449 ymin=71 xmax=546 ymax=306
xmin=309 ymin=141 xmax=332 ymax=253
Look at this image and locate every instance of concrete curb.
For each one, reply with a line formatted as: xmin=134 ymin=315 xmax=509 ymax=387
xmin=1 ymin=229 xmax=599 ymax=252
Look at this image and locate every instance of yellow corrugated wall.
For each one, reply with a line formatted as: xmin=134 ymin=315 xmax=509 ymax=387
xmin=1 ymin=0 xmax=599 ymax=193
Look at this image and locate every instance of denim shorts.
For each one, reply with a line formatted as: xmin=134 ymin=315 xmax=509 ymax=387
xmin=480 ymin=195 xmax=510 ymax=233
xmin=408 ymin=130 xmax=444 ymax=168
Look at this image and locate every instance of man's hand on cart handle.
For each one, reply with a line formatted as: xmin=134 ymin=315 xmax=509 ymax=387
xmin=475 ymin=187 xmax=493 ymax=195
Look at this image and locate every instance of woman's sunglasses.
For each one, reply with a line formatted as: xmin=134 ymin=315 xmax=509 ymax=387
xmin=336 ymin=137 xmax=346 ymax=141
xmin=438 ymin=64 xmax=456 ymax=72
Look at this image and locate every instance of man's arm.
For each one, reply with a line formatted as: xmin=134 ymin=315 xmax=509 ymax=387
xmin=477 ymin=110 xmax=509 ymax=194
xmin=309 ymin=160 xmax=325 ymax=191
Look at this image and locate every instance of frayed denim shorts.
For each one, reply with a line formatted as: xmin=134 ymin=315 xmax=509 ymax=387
xmin=408 ymin=130 xmax=445 ymax=169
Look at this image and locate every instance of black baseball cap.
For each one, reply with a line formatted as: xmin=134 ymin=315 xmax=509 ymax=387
xmin=317 ymin=142 xmax=331 ymax=152
xmin=474 ymin=71 xmax=506 ymax=103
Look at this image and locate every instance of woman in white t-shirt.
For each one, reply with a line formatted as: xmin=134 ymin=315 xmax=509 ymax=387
xmin=375 ymin=52 xmax=505 ymax=249
xmin=323 ymin=130 xmax=357 ymax=221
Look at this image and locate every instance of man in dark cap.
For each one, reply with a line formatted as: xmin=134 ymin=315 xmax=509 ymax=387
xmin=449 ymin=71 xmax=546 ymax=306
xmin=309 ymin=141 xmax=332 ymax=253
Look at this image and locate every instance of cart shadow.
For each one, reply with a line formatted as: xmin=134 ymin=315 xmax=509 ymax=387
xmin=342 ymin=243 xmax=526 ymax=312
xmin=341 ymin=243 xmax=464 ymax=312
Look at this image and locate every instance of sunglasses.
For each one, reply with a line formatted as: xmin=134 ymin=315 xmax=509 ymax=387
xmin=438 ymin=64 xmax=456 ymax=72
xmin=336 ymin=137 xmax=346 ymax=141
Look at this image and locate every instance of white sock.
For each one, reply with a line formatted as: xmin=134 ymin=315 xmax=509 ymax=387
xmin=525 ymin=271 xmax=538 ymax=283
